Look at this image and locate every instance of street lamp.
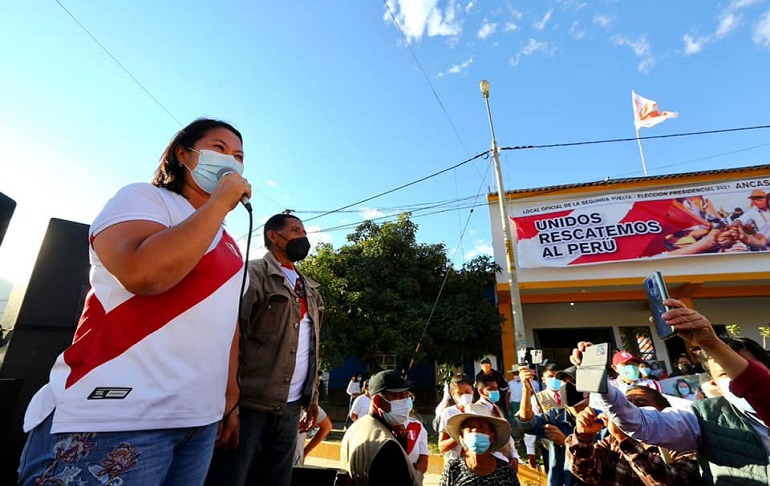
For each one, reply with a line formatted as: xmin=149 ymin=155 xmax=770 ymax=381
xmin=479 ymin=79 xmax=528 ymax=366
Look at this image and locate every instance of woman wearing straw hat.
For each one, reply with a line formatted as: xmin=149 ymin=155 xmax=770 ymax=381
xmin=440 ymin=402 xmax=520 ymax=485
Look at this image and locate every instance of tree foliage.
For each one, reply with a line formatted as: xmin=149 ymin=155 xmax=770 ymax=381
xmin=299 ymin=214 xmax=503 ymax=370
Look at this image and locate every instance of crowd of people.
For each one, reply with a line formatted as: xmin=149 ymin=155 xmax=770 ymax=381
xmin=11 ymin=118 xmax=770 ymax=486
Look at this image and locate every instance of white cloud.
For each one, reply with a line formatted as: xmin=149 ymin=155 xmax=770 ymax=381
xmin=682 ymin=34 xmax=706 ymax=54
xmin=438 ymin=56 xmax=474 ymax=76
xmin=265 ymin=179 xmax=276 ymax=187
xmin=384 ymin=0 xmax=463 ymax=42
xmin=570 ymin=21 xmax=586 ymax=40
xmin=464 ymin=1 xmax=474 ymax=13
xmin=593 ymin=14 xmax=611 ymax=28
xmin=509 ymin=9 xmax=523 ymax=20
xmin=359 ymin=208 xmax=385 ymax=220
xmin=612 ymin=35 xmax=655 ymax=73
xmin=533 ymin=9 xmax=554 ymax=30
xmin=464 ymin=240 xmax=493 ymax=260
xmin=510 ymin=38 xmax=553 ymax=67
xmin=477 ymin=19 xmax=497 ymax=39
xmin=753 ymin=9 xmax=770 ymax=47
xmin=716 ymin=12 xmax=739 ymax=37
xmin=732 ymin=0 xmax=764 ymax=9
xmin=503 ymin=22 xmax=518 ymax=32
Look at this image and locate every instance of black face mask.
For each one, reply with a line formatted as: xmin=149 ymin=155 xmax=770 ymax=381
xmin=278 ymin=235 xmax=310 ymax=262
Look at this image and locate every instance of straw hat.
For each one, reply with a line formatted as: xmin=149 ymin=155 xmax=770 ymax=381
xmin=446 ymin=402 xmax=511 ymax=452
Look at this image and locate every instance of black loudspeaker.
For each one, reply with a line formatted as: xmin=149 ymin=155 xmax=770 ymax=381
xmin=0 ymin=218 xmax=90 ymax=483
xmin=0 ymin=192 xmax=16 ymax=247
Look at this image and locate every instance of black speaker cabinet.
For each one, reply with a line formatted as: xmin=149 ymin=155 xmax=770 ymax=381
xmin=0 ymin=218 xmax=89 ymax=482
xmin=0 ymin=192 xmax=16 ymax=247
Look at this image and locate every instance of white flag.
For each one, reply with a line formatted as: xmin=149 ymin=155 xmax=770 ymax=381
xmin=632 ymin=90 xmax=679 ymax=130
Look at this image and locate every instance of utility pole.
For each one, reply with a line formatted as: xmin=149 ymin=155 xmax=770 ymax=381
xmin=479 ymin=79 xmax=527 ymax=363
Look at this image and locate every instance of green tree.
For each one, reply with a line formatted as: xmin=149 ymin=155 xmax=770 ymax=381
xmin=300 ymin=214 xmax=503 ymax=371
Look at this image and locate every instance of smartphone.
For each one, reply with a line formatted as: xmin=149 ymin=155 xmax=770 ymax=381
xmin=644 ymin=271 xmax=676 ymax=340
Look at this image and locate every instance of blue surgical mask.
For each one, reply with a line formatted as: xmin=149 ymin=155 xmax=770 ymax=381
xmin=618 ymin=364 xmax=640 ymax=381
xmin=487 ymin=390 xmax=500 ymax=402
xmin=186 ymin=148 xmax=243 ymax=194
xmin=546 ymin=377 xmax=563 ymax=391
xmin=463 ymin=432 xmax=491 ymax=454
xmin=718 ymin=378 xmax=756 ymax=414
xmin=639 ymin=366 xmax=651 ymax=377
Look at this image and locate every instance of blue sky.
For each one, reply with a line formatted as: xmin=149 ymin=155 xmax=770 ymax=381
xmin=1 ymin=0 xmax=769 ymax=287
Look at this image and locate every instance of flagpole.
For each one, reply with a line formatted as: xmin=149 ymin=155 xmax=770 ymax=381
xmin=635 ymin=128 xmax=649 ymax=177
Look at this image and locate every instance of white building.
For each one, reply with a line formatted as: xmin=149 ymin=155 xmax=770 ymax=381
xmin=487 ymin=164 xmax=770 ymax=374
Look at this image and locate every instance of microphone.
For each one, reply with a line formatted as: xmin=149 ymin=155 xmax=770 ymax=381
xmin=217 ymin=169 xmax=252 ymax=212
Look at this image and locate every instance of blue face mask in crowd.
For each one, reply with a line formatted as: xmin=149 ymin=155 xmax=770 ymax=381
xmin=185 ymin=148 xmax=243 ymax=194
xmin=546 ymin=377 xmax=563 ymax=391
xmin=487 ymin=390 xmax=500 ymax=402
xmin=618 ymin=364 xmax=640 ymax=381
xmin=463 ymin=432 xmax=491 ymax=454
xmin=718 ymin=378 xmax=756 ymax=414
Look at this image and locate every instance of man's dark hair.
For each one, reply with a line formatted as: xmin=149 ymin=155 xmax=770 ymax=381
xmin=542 ymin=363 xmax=559 ymax=374
xmin=263 ymin=213 xmax=302 ymax=248
xmin=626 ymin=385 xmax=671 ymax=411
xmin=153 ymin=118 xmax=242 ymax=196
xmin=476 ymin=373 xmax=497 ymax=389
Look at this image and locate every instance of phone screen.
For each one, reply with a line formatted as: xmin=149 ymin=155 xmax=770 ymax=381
xmin=644 ymin=271 xmax=676 ymax=340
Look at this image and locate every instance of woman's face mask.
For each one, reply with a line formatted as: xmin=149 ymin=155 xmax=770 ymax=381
xmin=463 ymin=432 xmax=491 ymax=454
xmin=639 ymin=366 xmax=651 ymax=377
xmin=454 ymin=393 xmax=473 ymax=408
xmin=486 ymin=390 xmax=500 ymax=403
xmin=185 ymin=148 xmax=243 ymax=194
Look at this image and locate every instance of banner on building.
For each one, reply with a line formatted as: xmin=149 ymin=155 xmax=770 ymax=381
xmin=511 ymin=178 xmax=770 ymax=268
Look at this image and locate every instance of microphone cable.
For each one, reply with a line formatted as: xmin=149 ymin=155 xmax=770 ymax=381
xmin=224 ymin=197 xmax=253 ymax=423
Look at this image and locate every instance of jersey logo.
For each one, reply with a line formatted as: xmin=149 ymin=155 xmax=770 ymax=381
xmin=88 ymin=387 xmax=132 ymax=399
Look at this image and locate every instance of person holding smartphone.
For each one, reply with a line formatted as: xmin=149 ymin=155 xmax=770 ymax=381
xmin=570 ymin=299 xmax=770 ymax=485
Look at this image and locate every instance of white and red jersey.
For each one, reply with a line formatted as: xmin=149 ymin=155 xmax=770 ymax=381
xmin=24 ymin=183 xmax=244 ymax=433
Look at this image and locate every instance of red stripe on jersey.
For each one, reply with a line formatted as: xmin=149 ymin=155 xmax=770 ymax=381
xmin=63 ymin=231 xmax=242 ymax=389
xmin=405 ymin=421 xmax=422 ymax=455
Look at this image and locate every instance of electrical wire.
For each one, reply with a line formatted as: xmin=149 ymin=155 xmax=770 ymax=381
xmin=55 ymin=0 xmax=183 ymax=126
xmin=382 ymin=0 xmax=472 ymax=158
xmin=499 ymin=124 xmax=770 ymax=152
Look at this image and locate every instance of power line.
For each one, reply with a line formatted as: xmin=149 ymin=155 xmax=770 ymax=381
xmin=382 ymin=0 xmax=472 ymax=157
xmin=56 ymin=0 xmax=183 ymax=126
xmin=500 ymin=124 xmax=770 ymax=151
xmin=301 ymin=151 xmax=489 ymax=223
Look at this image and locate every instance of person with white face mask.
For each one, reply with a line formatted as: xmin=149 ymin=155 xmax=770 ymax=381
xmin=341 ymin=370 xmax=420 ymax=485
xmin=441 ymin=402 xmax=520 ymax=485
xmin=438 ymin=374 xmax=476 ymax=464
xmin=570 ymin=299 xmax=770 ymax=485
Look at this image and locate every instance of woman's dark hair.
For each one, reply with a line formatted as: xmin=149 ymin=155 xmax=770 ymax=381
xmin=263 ymin=213 xmax=302 ymax=249
xmin=449 ymin=373 xmax=474 ymax=392
xmin=721 ymin=336 xmax=770 ymax=371
xmin=152 ymin=118 xmax=242 ymax=195
xmin=674 ymin=379 xmax=692 ymax=397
